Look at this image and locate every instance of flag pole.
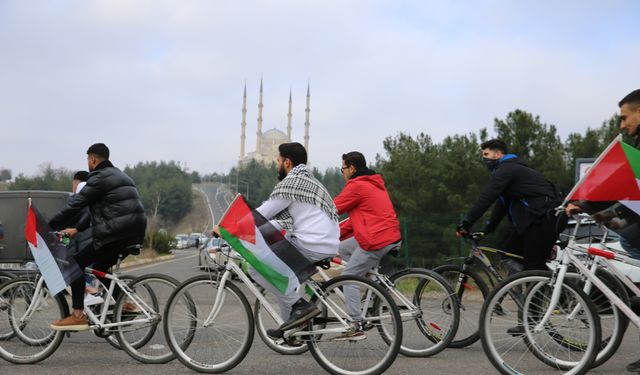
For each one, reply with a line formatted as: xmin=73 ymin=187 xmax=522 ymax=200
xmin=561 ymin=134 xmax=622 ymax=207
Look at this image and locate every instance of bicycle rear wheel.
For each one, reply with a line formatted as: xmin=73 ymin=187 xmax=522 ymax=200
xmin=385 ymin=268 xmax=459 ymax=357
xmin=480 ymin=271 xmax=600 ymax=375
xmin=254 ymin=288 xmax=309 ymax=355
xmin=114 ymin=273 xmax=181 ymax=364
xmin=434 ymin=263 xmax=489 ymax=348
xmin=0 ymin=277 xmax=67 ymax=364
xmin=163 ymin=275 xmax=254 ymax=373
xmin=307 ymin=275 xmax=402 ymax=375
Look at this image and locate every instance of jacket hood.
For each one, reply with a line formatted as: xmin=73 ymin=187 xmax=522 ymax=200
xmin=498 ymin=156 xmax=528 ymax=168
xmin=350 ymin=174 xmax=386 ymax=190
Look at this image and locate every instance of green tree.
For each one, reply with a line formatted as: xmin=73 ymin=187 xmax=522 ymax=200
xmin=10 ymin=164 xmax=73 ymax=191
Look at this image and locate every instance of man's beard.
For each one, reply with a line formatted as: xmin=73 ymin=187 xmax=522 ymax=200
xmin=277 ymin=166 xmax=287 ymax=181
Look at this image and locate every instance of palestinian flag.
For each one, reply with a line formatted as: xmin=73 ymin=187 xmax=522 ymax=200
xmin=25 ymin=199 xmax=82 ymax=295
xmin=218 ymin=194 xmax=317 ymax=295
xmin=565 ymin=135 xmax=640 ymax=249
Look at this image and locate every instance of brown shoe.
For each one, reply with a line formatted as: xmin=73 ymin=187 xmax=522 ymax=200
xmin=122 ymin=302 xmax=141 ymax=314
xmin=51 ymin=314 xmax=89 ymax=331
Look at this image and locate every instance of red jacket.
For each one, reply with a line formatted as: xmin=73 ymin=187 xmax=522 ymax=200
xmin=334 ymin=173 xmax=401 ymax=251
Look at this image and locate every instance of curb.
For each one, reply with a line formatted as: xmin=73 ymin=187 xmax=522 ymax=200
xmin=120 ymin=254 xmax=176 ymax=269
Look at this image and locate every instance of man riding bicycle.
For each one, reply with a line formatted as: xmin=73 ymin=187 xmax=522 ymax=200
xmin=214 ymin=142 xmax=339 ymax=339
xmin=48 ymin=143 xmax=147 ymax=331
xmin=334 ymin=151 xmax=402 ymax=341
xmin=456 ymin=139 xmax=564 ymax=273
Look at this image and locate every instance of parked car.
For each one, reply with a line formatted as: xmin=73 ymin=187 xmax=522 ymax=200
xmin=557 ymin=218 xmax=640 ymax=282
xmin=189 ymin=232 xmax=207 ymax=249
xmin=198 ymin=237 xmax=248 ymax=275
xmin=174 ymin=234 xmax=190 ymax=249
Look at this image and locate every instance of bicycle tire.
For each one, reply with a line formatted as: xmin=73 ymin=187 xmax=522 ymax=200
xmin=382 ymin=268 xmax=459 ymax=357
xmin=114 ymin=273 xmax=181 ymax=364
xmin=163 ymin=274 xmax=254 ymax=373
xmin=0 ymin=277 xmax=67 ymax=364
xmin=307 ymin=274 xmax=402 ymax=375
xmin=100 ymin=274 xmax=137 ymax=350
xmin=434 ymin=263 xmax=490 ymax=348
xmin=480 ymin=271 xmax=600 ymax=375
xmin=254 ymin=289 xmax=309 ymax=355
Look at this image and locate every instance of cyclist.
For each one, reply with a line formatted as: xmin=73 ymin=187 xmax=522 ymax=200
xmin=214 ymin=142 xmax=339 ymax=339
xmin=48 ymin=143 xmax=147 ymax=331
xmin=456 ymin=139 xmax=564 ymax=273
xmin=564 ymin=89 xmax=640 ymax=372
xmin=333 ymin=151 xmax=402 ymax=341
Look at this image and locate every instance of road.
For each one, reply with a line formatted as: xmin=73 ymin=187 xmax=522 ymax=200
xmin=2 ymin=250 xmax=639 ymax=374
xmin=196 ymin=182 xmax=235 ymax=227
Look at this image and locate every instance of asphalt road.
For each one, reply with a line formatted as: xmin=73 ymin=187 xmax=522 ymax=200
xmin=197 ymin=182 xmax=234 ymax=226
xmin=2 ymin=250 xmax=640 ymax=375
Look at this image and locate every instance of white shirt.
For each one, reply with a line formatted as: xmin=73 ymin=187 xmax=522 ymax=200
xmin=256 ymin=198 xmax=339 ymax=255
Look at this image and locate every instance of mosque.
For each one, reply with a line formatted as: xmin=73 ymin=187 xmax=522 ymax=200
xmin=239 ymin=79 xmax=310 ymax=166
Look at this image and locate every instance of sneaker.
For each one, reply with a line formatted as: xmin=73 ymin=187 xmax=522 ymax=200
xmin=84 ymin=294 xmax=104 ymax=307
xmin=279 ymin=299 xmax=320 ymax=331
xmin=333 ymin=331 xmax=366 ymax=342
xmin=507 ymin=325 xmax=525 ymax=337
xmin=266 ymin=328 xmax=284 ymax=340
xmin=51 ymin=314 xmax=89 ymax=331
xmin=627 ymin=359 xmax=640 ymax=372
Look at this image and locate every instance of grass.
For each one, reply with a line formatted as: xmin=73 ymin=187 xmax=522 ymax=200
xmin=171 ymin=187 xmax=211 ymax=235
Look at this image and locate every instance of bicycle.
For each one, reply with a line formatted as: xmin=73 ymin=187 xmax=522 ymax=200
xmin=163 ymin=248 xmax=404 ymax=375
xmin=478 ymin=214 xmax=639 ymax=374
xmin=0 ymin=243 xmax=184 ymax=365
xmin=255 ymin=253 xmax=460 ymax=358
xmin=434 ymin=232 xmax=524 ymax=348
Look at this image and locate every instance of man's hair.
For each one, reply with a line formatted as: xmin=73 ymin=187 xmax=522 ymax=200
xmin=86 ymin=143 xmax=110 ymax=160
xmin=73 ymin=171 xmax=89 ymax=181
xmin=278 ymin=142 xmax=307 ymax=166
xmin=342 ymin=151 xmax=367 ymax=170
xmin=480 ymin=139 xmax=508 ymax=153
xmin=619 ymin=89 xmax=640 ymax=109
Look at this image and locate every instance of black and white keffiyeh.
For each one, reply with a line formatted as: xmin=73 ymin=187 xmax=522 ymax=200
xmin=270 ymin=164 xmax=339 ymax=229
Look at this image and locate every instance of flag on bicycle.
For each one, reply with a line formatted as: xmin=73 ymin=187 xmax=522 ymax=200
xmin=564 ymin=135 xmax=640 ymax=249
xmin=25 ymin=199 xmax=82 ymax=295
xmin=218 ymin=194 xmax=317 ymax=294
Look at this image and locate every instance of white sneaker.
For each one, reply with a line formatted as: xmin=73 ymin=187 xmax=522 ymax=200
xmin=84 ymin=294 xmax=104 ymax=306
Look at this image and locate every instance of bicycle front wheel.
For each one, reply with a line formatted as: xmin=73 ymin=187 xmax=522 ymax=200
xmin=0 ymin=277 xmax=67 ymax=364
xmin=308 ymin=275 xmax=402 ymax=375
xmin=386 ymin=268 xmax=459 ymax=357
xmin=114 ymin=273 xmax=181 ymax=364
xmin=434 ymin=263 xmax=489 ymax=348
xmin=480 ymin=271 xmax=600 ymax=375
xmin=254 ymin=288 xmax=309 ymax=355
xmin=163 ymin=275 xmax=254 ymax=373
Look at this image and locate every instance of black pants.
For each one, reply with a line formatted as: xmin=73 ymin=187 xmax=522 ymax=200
xmin=504 ymin=216 xmax=559 ymax=271
xmin=70 ymin=239 xmax=133 ymax=310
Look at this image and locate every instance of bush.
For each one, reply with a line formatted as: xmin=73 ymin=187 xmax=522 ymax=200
xmin=145 ymin=230 xmax=175 ymax=254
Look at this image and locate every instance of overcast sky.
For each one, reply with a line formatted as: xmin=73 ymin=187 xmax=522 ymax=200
xmin=1 ymin=1 xmax=638 ymax=177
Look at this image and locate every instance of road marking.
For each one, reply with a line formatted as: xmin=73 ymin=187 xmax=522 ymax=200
xmin=127 ymin=253 xmax=197 ymax=272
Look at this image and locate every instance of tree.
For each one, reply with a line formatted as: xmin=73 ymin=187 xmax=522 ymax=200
xmin=0 ymin=168 xmax=11 ymax=182
xmin=10 ymin=163 xmax=73 ymax=191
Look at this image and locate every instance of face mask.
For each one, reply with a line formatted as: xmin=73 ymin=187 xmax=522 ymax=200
xmin=482 ymin=157 xmax=499 ymax=171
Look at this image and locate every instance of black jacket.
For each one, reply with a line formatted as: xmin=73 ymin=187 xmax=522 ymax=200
xmin=465 ymin=157 xmax=560 ymax=234
xmin=50 ymin=160 xmax=147 ymax=250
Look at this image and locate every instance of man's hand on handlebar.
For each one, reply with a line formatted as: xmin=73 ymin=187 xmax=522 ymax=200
xmin=455 ymin=222 xmax=470 ymax=237
xmin=565 ymin=203 xmax=583 ymax=216
xmin=60 ymin=228 xmax=78 ymax=238
xmin=211 ymin=225 xmax=220 ymax=238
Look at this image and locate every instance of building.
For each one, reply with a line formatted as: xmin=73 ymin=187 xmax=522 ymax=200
xmin=239 ymin=79 xmax=311 ymax=166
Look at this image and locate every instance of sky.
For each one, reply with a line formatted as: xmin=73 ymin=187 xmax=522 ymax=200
xmin=1 ymin=1 xmax=639 ymax=177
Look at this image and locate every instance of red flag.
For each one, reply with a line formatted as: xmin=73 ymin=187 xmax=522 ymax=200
xmin=25 ymin=203 xmax=38 ymax=247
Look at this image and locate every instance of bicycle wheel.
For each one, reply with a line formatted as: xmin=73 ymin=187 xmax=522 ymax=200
xmin=163 ymin=274 xmax=254 ymax=373
xmin=566 ymin=268 xmax=629 ymax=368
xmin=384 ymin=268 xmax=459 ymax=357
xmin=100 ymin=274 xmax=136 ymax=350
xmin=254 ymin=288 xmax=309 ymax=355
xmin=307 ymin=275 xmax=402 ymax=375
xmin=480 ymin=271 xmax=600 ymax=375
xmin=434 ymin=263 xmax=490 ymax=348
xmin=0 ymin=277 xmax=67 ymax=364
xmin=114 ymin=273 xmax=181 ymax=364
xmin=0 ymin=271 xmax=18 ymax=341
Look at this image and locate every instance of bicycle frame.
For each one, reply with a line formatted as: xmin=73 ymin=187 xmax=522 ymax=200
xmin=204 ymin=257 xmax=354 ymax=338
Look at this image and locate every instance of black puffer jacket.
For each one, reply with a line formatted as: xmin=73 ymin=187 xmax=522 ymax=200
xmin=50 ymin=160 xmax=146 ymax=250
xmin=464 ymin=157 xmax=560 ymax=234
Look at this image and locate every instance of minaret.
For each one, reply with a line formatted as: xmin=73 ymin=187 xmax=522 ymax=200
xmin=256 ymin=77 xmax=264 ymax=156
xmin=240 ymin=83 xmax=247 ymax=161
xmin=304 ymin=83 xmax=311 ymax=158
xmin=287 ymin=88 xmax=293 ymax=142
